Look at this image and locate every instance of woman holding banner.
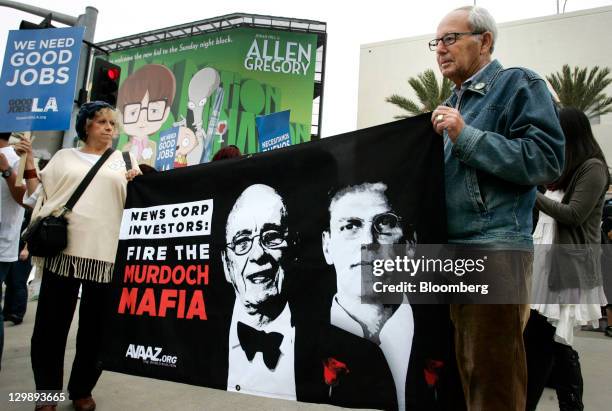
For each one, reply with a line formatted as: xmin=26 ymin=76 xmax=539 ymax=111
xmin=18 ymin=101 xmax=140 ymax=411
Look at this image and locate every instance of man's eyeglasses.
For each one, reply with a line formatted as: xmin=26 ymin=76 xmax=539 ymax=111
xmin=336 ymin=212 xmax=403 ymax=243
xmin=226 ymin=229 xmax=288 ymax=256
xmin=122 ymin=100 xmax=167 ymax=124
xmin=428 ymin=32 xmax=483 ymax=51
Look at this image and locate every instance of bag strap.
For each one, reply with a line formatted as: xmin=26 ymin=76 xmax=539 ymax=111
xmin=63 ymin=148 xmax=115 ymax=214
xmin=122 ymin=151 xmax=132 ymax=171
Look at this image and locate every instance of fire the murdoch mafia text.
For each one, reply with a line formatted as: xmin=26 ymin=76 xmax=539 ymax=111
xmin=117 ymin=245 xmax=210 ymax=320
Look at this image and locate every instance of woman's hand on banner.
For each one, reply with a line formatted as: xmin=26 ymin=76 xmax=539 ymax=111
xmin=126 ymin=168 xmax=142 ymax=181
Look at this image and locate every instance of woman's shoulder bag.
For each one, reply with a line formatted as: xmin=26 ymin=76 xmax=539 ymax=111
xmin=22 ymin=148 xmax=115 ymax=258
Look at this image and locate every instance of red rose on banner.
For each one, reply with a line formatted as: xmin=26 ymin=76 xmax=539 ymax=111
xmin=323 ymin=357 xmax=349 ymax=387
xmin=424 ymin=359 xmax=444 ymax=387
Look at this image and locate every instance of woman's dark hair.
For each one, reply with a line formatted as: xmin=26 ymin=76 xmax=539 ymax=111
xmin=553 ymin=107 xmax=610 ymax=190
xmin=75 ymin=101 xmax=116 ymax=142
xmin=212 ymin=145 xmax=242 ymax=162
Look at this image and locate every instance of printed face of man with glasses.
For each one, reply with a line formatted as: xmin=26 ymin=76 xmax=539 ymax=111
xmin=222 ymin=184 xmax=290 ymax=324
xmin=322 ymin=182 xmax=411 ymax=302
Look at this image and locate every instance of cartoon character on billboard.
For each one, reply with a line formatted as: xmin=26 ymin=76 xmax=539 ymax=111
xmin=173 ymin=125 xmax=198 ymax=168
xmin=117 ymin=64 xmax=175 ymax=167
xmin=184 ymin=67 xmax=224 ymax=165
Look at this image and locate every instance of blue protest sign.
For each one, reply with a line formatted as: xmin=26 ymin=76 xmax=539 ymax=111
xmin=256 ymin=110 xmax=291 ymax=152
xmin=0 ymin=27 xmax=85 ymax=132
xmin=155 ymin=127 xmax=179 ymax=171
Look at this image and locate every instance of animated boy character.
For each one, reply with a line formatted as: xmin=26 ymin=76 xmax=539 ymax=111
xmin=117 ymin=64 xmax=176 ymax=167
xmin=174 ymin=127 xmax=197 ymax=168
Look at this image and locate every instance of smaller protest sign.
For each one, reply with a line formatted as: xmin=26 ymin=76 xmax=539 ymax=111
xmin=155 ymin=127 xmax=179 ymax=171
xmin=256 ymin=110 xmax=291 ymax=152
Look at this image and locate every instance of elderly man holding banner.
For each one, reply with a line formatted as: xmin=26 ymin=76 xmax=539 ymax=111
xmin=429 ymin=5 xmax=564 ymax=410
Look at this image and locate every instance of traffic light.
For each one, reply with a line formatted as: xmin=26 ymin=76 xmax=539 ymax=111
xmin=90 ymin=58 xmax=121 ymax=107
xmin=20 ymin=14 xmax=54 ymax=30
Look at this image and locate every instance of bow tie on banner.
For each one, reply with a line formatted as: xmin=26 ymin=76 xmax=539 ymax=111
xmin=237 ymin=321 xmax=284 ymax=370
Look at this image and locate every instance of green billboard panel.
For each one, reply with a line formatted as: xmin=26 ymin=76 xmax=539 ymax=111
xmin=106 ymin=27 xmax=317 ymax=168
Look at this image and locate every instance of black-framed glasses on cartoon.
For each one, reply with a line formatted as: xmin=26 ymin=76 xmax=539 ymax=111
xmin=226 ymin=229 xmax=288 ymax=255
xmin=122 ymin=100 xmax=167 ymax=124
xmin=428 ymin=32 xmax=484 ymax=51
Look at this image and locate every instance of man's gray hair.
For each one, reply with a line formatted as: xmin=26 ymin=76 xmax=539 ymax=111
xmin=455 ymin=5 xmax=498 ymax=53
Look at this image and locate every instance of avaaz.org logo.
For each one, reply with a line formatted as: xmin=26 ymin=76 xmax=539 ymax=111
xmin=125 ymin=344 xmax=177 ymax=367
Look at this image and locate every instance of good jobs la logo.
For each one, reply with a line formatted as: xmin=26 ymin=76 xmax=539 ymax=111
xmin=125 ymin=344 xmax=178 ymax=367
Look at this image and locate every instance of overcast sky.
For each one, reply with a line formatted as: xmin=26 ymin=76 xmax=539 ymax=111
xmin=1 ymin=0 xmax=611 ymax=136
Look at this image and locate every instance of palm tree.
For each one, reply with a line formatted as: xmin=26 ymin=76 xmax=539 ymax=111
xmin=546 ymin=65 xmax=612 ymax=118
xmin=386 ymin=69 xmax=453 ymax=118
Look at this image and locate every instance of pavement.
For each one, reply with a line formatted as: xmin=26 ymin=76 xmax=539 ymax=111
xmin=2 ymin=300 xmax=611 ymax=411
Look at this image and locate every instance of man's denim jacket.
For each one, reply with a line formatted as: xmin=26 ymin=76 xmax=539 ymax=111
xmin=444 ymin=59 xmax=565 ymax=248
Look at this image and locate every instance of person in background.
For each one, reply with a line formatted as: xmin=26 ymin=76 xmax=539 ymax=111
xmin=18 ymin=101 xmax=140 ymax=411
xmin=3 ymin=207 xmax=32 ymax=325
xmin=0 ymin=131 xmax=26 ymax=371
xmin=212 ymin=145 xmax=242 ymax=162
xmin=526 ymin=107 xmax=610 ymax=411
xmin=3 ymin=132 xmax=34 ymax=326
xmin=602 ymin=200 xmax=612 ymax=338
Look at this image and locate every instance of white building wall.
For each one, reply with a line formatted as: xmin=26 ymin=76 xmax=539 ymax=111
xmin=357 ymin=6 xmax=612 ymax=162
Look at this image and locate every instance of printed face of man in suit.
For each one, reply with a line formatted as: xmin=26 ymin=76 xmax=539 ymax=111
xmin=222 ymin=184 xmax=289 ymax=317
xmin=322 ymin=182 xmax=410 ymax=300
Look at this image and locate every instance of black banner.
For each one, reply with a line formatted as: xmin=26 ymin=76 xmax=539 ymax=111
xmin=101 ymin=115 xmax=455 ymax=411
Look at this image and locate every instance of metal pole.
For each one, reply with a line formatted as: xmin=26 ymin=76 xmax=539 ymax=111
xmin=318 ymin=34 xmax=327 ymax=138
xmin=62 ymin=6 xmax=98 ymax=148
xmin=0 ymin=0 xmax=78 ymax=25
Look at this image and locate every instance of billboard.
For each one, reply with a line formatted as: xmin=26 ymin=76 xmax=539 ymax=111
xmin=0 ymin=27 xmax=84 ymax=132
xmin=105 ymin=27 xmax=317 ymax=167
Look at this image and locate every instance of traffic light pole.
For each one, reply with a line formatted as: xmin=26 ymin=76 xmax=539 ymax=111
xmin=0 ymin=0 xmax=98 ymax=149
xmin=0 ymin=0 xmax=78 ymax=25
xmin=65 ymin=7 xmax=98 ymax=148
